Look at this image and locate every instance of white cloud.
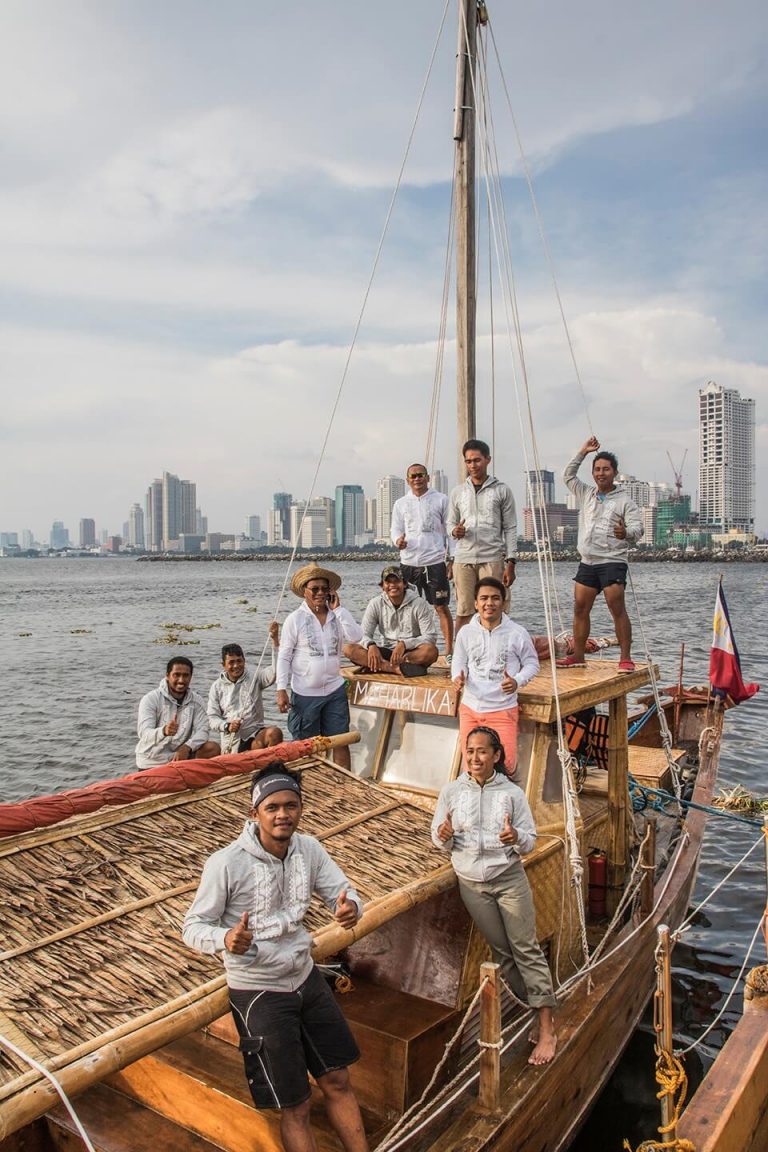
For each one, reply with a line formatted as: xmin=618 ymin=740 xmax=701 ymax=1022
xmin=1 ymin=1 xmax=766 ymax=536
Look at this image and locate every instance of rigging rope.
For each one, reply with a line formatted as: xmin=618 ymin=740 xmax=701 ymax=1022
xmin=260 ymin=0 xmax=453 ymax=659
xmin=462 ymin=4 xmax=589 ymax=966
xmin=0 ymin=1031 xmax=98 ymax=1152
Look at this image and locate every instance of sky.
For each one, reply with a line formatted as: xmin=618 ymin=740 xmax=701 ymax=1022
xmin=1 ymin=0 xmax=767 ymax=541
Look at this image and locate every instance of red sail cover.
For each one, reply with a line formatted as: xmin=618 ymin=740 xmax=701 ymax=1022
xmin=710 ymin=582 xmax=759 ymax=705
xmin=0 ymin=739 xmax=318 ymax=838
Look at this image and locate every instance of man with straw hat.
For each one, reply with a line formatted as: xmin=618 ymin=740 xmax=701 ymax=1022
xmin=183 ymin=762 xmax=368 ymax=1152
xmin=276 ymin=564 xmax=362 ymax=770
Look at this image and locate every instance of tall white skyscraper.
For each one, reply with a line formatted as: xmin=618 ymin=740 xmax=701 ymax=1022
xmin=375 ymin=475 xmax=405 ymax=541
xmin=128 ymin=504 xmax=145 ymax=549
xmin=245 ymin=515 xmax=261 ymax=539
xmin=698 ymin=381 xmax=755 ymax=532
xmin=145 ymin=478 xmax=163 ymax=552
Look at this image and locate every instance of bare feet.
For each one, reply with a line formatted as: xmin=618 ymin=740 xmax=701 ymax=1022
xmin=528 ymin=1031 xmax=557 ymax=1065
xmin=528 ymin=1007 xmax=556 ymax=1065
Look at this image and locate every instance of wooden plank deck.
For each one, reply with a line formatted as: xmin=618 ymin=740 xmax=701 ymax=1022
xmin=343 ymin=659 xmax=654 ymax=723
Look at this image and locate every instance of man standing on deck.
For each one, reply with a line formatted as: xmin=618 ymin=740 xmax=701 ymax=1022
xmin=557 ymin=436 xmax=643 ymax=672
xmin=135 ymin=656 xmax=220 ymax=769
xmin=343 ymin=565 xmax=439 ymax=676
xmin=276 ymin=565 xmax=362 ymax=771
xmin=447 ymin=439 xmax=518 ymax=636
xmin=183 ymin=763 xmax=369 ymax=1152
xmin=391 ymin=463 xmax=455 ymax=656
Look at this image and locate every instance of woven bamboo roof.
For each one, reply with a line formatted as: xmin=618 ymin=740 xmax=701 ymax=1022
xmin=0 ymin=755 xmax=448 ymax=1136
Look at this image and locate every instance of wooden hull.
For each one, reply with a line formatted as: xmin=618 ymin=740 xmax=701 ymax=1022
xmin=0 ymin=696 xmax=721 ymax=1152
xmin=677 ymin=966 xmax=768 ymax=1152
xmin=390 ymin=706 xmax=720 ymax=1152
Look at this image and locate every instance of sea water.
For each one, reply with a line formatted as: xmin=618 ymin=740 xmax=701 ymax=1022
xmin=1 ymin=557 xmax=766 ymax=1142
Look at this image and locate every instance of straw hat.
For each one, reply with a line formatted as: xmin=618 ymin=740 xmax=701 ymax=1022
xmin=290 ymin=564 xmax=342 ymax=598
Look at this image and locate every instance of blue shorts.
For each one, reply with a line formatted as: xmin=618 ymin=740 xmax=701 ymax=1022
xmin=574 ymin=562 xmax=627 ymax=591
xmin=229 ymin=966 xmax=360 ymax=1109
xmin=288 ymin=683 xmax=350 ymax=740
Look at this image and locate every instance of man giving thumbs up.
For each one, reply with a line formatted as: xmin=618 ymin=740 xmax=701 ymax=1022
xmin=183 ymin=762 xmax=368 ymax=1152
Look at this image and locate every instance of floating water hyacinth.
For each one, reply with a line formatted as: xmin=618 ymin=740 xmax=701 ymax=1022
xmin=160 ymin=622 xmax=221 ymax=631
xmin=17 ymin=632 xmax=32 ymax=638
xmin=70 ymin=629 xmax=93 ymax=635
xmin=236 ymin=598 xmax=249 ymax=604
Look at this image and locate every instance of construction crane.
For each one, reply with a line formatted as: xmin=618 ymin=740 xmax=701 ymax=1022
xmin=666 ymin=449 xmax=688 ymax=499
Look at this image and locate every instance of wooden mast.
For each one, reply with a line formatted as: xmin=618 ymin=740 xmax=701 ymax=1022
xmin=454 ymin=0 xmax=478 ymax=478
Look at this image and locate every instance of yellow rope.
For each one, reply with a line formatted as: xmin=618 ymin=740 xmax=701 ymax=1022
xmin=622 ymin=1049 xmax=695 ymax=1152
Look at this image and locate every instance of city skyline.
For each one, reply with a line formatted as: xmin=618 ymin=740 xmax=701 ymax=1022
xmin=1 ymin=4 xmax=766 ymax=541
xmin=5 ymin=416 xmax=759 ymax=550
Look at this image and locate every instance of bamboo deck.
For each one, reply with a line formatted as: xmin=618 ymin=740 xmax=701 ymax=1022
xmin=0 ymin=757 xmax=448 ymax=1138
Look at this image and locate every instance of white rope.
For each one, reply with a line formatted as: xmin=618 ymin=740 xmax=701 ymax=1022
xmin=486 ymin=20 xmax=593 ymax=437
xmin=672 ymin=829 xmax=764 ymax=940
xmin=464 ymin=8 xmax=589 ymax=965
xmin=625 ymin=568 xmax=681 ymax=798
xmin=374 ymin=973 xmax=490 ymax=1152
xmin=259 ymin=0 xmax=452 ymax=650
xmin=675 ymin=913 xmax=765 ymax=1057
xmin=0 ymin=1032 xmax=98 ymax=1152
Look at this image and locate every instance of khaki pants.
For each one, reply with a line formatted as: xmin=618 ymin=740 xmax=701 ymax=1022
xmin=457 ymin=863 xmax=556 ymax=1008
xmin=453 ymin=560 xmax=509 ymax=617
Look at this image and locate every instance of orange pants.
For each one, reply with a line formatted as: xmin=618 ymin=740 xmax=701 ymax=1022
xmin=459 ymin=704 xmax=519 ymax=776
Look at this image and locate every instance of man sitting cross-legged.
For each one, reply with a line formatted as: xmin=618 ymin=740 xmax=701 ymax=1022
xmin=344 ymin=565 xmax=438 ymax=678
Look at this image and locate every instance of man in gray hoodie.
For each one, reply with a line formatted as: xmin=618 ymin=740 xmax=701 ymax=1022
xmin=447 ymin=439 xmax=518 ymax=635
xmin=135 ymin=656 xmax=220 ymax=770
xmin=343 ymin=565 xmax=439 ymax=676
xmin=183 ymin=763 xmax=368 ymax=1152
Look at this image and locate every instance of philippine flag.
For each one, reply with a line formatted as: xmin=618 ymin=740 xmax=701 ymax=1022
xmin=709 ymin=581 xmax=759 ymax=705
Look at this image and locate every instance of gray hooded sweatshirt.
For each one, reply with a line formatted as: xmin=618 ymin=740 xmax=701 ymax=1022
xmin=361 ymin=586 xmax=438 ymax=651
xmin=182 ymin=823 xmax=362 ymax=991
xmin=135 ymin=679 xmax=210 ymax=770
xmin=431 ymin=771 xmax=537 ymax=881
xmin=447 ymin=475 xmax=517 ymax=563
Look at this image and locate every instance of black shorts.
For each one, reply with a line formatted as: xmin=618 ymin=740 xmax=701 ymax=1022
xmin=574 ymin=562 xmax=628 ymax=591
xmin=228 ymin=966 xmax=360 ymax=1109
xmin=400 ymin=562 xmax=451 ymax=607
xmin=237 ymin=727 xmax=265 ymax=752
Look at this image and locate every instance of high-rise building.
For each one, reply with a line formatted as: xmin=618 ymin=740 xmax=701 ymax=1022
xmin=290 ymin=500 xmax=333 ymax=549
xmin=334 ymin=486 xmax=365 ymax=548
xmin=525 ymin=469 xmax=555 ymax=506
xmin=272 ymin=493 xmax=292 ymax=544
xmin=79 ymin=518 xmax=96 ymax=548
xmin=431 ymin=468 xmax=449 ymax=495
xmin=648 ymin=481 xmax=673 ymax=508
xmin=617 ymin=475 xmax=651 ymax=508
xmin=21 ymin=530 xmax=34 ymax=549
xmin=145 ymin=478 xmax=163 ymax=552
xmin=50 ymin=521 xmax=70 ymax=549
xmin=365 ymin=497 xmax=377 ymax=535
xmin=375 ymin=475 xmax=405 ymax=541
xmin=699 ymin=381 xmax=756 ymax=532
xmin=195 ymin=508 xmax=208 ymax=536
xmin=0 ymin=532 xmax=19 ymax=548
xmin=128 ymin=504 xmax=145 ymax=549
xmin=245 ymin=515 xmax=261 ymax=539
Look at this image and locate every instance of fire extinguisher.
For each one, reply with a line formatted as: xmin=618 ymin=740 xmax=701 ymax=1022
xmin=588 ymin=849 xmax=607 ymax=918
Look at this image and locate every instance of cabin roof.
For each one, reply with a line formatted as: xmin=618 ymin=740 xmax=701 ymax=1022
xmin=343 ymin=659 xmax=654 ymax=723
xmin=0 ymin=758 xmax=445 ymax=1117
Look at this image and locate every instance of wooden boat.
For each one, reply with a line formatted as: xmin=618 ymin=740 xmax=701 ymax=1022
xmin=0 ymin=3 xmax=728 ymax=1150
xmin=676 ymin=964 xmax=768 ymax=1152
xmin=0 ymin=662 xmax=723 ymax=1151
